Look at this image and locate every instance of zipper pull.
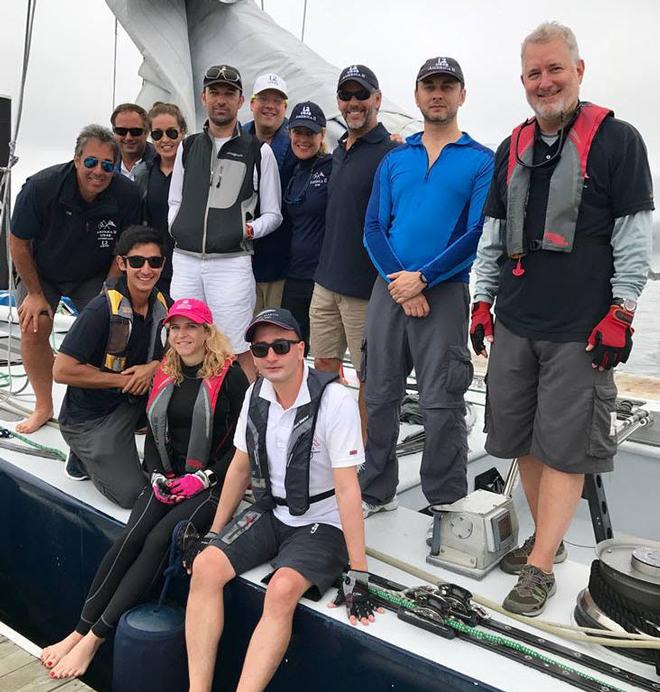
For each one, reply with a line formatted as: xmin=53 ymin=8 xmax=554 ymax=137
xmin=512 ymin=256 xmax=525 ymax=277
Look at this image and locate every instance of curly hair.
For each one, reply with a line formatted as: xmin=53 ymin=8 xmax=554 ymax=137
xmin=161 ymin=323 xmax=234 ymax=384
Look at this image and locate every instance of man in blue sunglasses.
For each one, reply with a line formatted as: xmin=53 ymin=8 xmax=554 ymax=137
xmin=9 ymin=123 xmax=141 ymax=434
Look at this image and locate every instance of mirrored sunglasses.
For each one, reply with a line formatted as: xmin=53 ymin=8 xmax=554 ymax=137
xmin=83 ymin=156 xmax=114 ymax=173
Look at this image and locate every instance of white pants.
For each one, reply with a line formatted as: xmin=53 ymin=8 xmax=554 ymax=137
xmin=171 ymin=250 xmax=256 ymax=354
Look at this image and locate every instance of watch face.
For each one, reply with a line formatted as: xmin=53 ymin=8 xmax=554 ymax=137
xmin=623 ymin=299 xmax=637 ymax=312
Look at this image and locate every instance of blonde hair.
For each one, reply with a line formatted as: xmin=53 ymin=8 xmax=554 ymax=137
xmin=161 ymin=323 xmax=234 ymax=384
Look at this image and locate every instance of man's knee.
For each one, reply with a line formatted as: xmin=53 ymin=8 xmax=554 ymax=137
xmin=20 ymin=318 xmax=53 ymax=347
xmin=191 ymin=547 xmax=234 ymax=590
xmin=314 ymin=357 xmax=340 ymax=373
xmin=263 ymin=569 xmax=307 ymax=617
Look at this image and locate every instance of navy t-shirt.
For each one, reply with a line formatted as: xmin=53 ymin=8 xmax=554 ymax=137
xmin=144 ymin=162 xmax=174 ymax=285
xmin=11 ymin=162 xmax=141 ymax=283
xmin=285 ymin=154 xmax=332 ymax=281
xmin=315 ymin=123 xmax=397 ymax=299
xmin=485 ymin=114 xmax=654 ymax=342
xmin=58 ymin=291 xmax=165 ymax=425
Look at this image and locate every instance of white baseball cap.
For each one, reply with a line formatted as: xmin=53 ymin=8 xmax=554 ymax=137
xmin=252 ymin=73 xmax=288 ymax=99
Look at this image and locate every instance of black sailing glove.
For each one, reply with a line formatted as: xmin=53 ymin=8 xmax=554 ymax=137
xmin=176 ymin=522 xmax=218 ymax=572
xmin=333 ymin=570 xmax=376 ymax=623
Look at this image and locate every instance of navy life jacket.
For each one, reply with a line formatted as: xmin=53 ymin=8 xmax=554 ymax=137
xmin=245 ymin=368 xmax=339 ymax=516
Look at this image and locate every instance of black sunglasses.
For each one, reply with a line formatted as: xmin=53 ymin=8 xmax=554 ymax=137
xmin=113 ymin=126 xmax=145 ymax=137
xmin=337 ymin=88 xmax=372 ymax=102
xmin=83 ymin=156 xmax=114 ymax=173
xmin=205 ymin=66 xmax=241 ymax=83
xmin=250 ymin=339 xmax=300 ymax=358
xmin=151 ymin=128 xmax=181 ymax=141
xmin=122 ymin=255 xmax=165 ymax=269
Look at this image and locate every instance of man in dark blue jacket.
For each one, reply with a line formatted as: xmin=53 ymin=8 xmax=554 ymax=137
xmin=360 ymin=58 xmax=493 ymax=518
xmin=244 ymin=73 xmax=297 ymax=312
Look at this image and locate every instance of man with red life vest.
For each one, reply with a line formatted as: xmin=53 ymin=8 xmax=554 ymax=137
xmin=471 ymin=22 xmax=653 ymax=616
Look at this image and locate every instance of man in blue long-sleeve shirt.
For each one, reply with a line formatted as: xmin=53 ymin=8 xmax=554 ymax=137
xmin=360 ymin=57 xmax=494 ymax=517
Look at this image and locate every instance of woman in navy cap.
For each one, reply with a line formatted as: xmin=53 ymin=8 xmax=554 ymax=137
xmin=281 ymin=101 xmax=332 ymax=354
xmin=43 ymin=299 xmax=248 ymax=681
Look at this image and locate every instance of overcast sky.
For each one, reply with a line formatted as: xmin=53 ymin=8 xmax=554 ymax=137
xmin=1 ymin=0 xmax=660 ymax=194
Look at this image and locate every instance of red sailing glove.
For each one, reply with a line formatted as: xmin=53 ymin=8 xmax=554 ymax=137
xmin=168 ymin=471 xmax=210 ymax=499
xmin=587 ymin=305 xmax=634 ymax=370
xmin=470 ymin=302 xmax=494 ymax=356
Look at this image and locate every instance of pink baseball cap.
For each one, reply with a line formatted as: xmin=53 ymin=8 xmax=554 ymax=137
xmin=164 ymin=298 xmax=213 ymax=325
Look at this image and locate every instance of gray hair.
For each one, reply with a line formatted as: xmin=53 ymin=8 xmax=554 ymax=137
xmin=521 ymin=21 xmax=580 ymax=64
xmin=74 ymin=124 xmax=120 ymax=163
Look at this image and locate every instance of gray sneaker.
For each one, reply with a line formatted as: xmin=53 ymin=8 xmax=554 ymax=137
xmin=362 ymin=496 xmax=399 ymax=519
xmin=503 ymin=564 xmax=556 ymax=617
xmin=500 ymin=534 xmax=567 ymax=574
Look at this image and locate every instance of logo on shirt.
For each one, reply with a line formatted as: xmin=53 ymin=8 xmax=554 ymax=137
xmin=225 ymin=151 xmax=244 ymax=159
xmin=349 ymin=449 xmax=359 ymax=456
xmin=310 ymin=171 xmax=327 ymax=188
xmin=95 ymin=219 xmax=118 ymax=249
xmin=311 ymin=436 xmax=321 ymax=456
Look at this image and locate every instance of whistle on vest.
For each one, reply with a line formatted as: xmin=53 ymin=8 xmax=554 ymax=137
xmin=511 ymin=255 xmax=525 ymax=278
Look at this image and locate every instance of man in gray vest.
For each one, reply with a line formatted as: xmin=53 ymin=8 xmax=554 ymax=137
xmin=472 ymin=22 xmax=653 ymax=616
xmin=184 ymin=308 xmax=378 ymax=692
xmin=168 ymin=65 xmax=283 ymax=381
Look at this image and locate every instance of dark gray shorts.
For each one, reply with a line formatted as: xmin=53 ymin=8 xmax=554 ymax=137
xmin=16 ymin=274 xmax=105 ymax=314
xmin=209 ymin=506 xmax=348 ymax=600
xmin=485 ymin=321 xmax=617 ymax=474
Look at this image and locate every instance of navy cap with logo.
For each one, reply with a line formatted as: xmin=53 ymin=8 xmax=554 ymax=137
xmin=337 ymin=64 xmax=379 ymax=92
xmin=203 ymin=64 xmax=243 ymax=91
xmin=288 ymin=101 xmax=327 ymax=133
xmin=245 ymin=308 xmax=303 ymax=342
xmin=416 ymin=57 xmax=464 ymax=85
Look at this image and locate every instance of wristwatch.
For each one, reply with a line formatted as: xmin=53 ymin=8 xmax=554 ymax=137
xmin=419 ymin=272 xmax=429 ymax=286
xmin=612 ymin=297 xmax=637 ymax=313
xmin=203 ymin=468 xmax=218 ymax=486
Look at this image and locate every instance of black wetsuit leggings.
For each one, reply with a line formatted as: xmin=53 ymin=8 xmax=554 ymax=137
xmin=76 ymin=483 xmax=219 ymax=639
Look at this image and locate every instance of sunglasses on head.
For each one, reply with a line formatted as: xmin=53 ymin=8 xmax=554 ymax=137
xmin=205 ymin=66 xmax=241 ymax=83
xmin=337 ymin=87 xmax=372 ymax=102
xmin=249 ymin=339 xmax=300 ymax=358
xmin=113 ymin=126 xmax=145 ymax=137
xmin=151 ymin=128 xmax=180 ymax=141
xmin=122 ymin=255 xmax=165 ymax=269
xmin=83 ymin=156 xmax=114 ymax=173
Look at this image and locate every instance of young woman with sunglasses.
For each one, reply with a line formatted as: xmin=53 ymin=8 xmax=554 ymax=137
xmin=134 ymin=102 xmax=188 ymax=296
xmin=280 ymin=102 xmax=332 ymax=354
xmin=43 ymin=297 xmax=248 ymax=681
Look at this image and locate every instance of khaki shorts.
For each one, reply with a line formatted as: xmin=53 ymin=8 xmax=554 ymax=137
xmin=254 ymin=280 xmax=285 ymax=314
xmin=485 ymin=321 xmax=617 ymax=474
xmin=309 ymin=283 xmax=368 ymax=372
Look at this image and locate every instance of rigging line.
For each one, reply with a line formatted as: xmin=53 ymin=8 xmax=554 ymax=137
xmin=301 ymin=0 xmax=308 ymax=42
xmin=112 ymin=17 xmax=118 ymax=109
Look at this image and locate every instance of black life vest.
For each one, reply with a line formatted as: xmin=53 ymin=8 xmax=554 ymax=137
xmin=245 ymin=368 xmax=339 ymax=516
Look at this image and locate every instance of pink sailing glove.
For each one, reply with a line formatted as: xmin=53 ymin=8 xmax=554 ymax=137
xmin=168 ymin=471 xmax=210 ymax=499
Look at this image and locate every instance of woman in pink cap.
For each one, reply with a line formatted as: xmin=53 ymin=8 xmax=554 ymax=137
xmin=44 ymin=298 xmax=248 ymax=681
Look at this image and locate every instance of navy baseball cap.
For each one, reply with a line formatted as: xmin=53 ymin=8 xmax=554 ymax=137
xmin=416 ymin=57 xmax=464 ymax=85
xmin=288 ymin=101 xmax=326 ymax=133
xmin=203 ymin=64 xmax=243 ymax=91
xmin=337 ymin=64 xmax=379 ymax=92
xmin=245 ymin=308 xmax=303 ymax=342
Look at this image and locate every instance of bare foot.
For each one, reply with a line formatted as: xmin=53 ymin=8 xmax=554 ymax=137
xmin=49 ymin=632 xmax=103 ymax=680
xmin=16 ymin=407 xmax=53 ymax=434
xmin=40 ymin=631 xmax=84 ymax=669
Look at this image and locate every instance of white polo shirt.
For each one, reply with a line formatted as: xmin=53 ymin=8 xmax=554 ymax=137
xmin=234 ymin=364 xmax=364 ymax=529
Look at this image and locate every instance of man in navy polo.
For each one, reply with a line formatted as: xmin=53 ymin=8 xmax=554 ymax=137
xmin=244 ymin=73 xmax=297 ymax=312
xmin=310 ymin=65 xmax=398 ymax=440
xmin=361 ymin=57 xmax=493 ymax=517
xmin=10 ymin=124 xmax=141 ymax=434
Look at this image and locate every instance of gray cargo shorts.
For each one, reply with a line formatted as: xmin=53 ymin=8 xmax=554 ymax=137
xmin=484 ymin=321 xmax=617 ymax=474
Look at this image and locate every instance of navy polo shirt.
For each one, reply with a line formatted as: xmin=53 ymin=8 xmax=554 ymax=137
xmin=285 ymin=154 xmax=332 ymax=280
xmin=245 ymin=118 xmax=298 ymax=282
xmin=486 ymin=115 xmax=654 ymax=342
xmin=11 ymin=162 xmax=141 ymax=284
xmin=315 ymin=122 xmax=397 ymax=299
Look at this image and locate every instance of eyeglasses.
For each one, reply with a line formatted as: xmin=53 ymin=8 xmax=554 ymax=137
xmin=122 ymin=255 xmax=165 ymax=269
xmin=113 ymin=126 xmax=145 ymax=137
xmin=249 ymin=339 xmax=300 ymax=358
xmin=82 ymin=156 xmax=114 ymax=173
xmin=151 ymin=128 xmax=181 ymax=141
xmin=205 ymin=66 xmax=241 ymax=84
xmin=337 ymin=88 xmax=372 ymax=102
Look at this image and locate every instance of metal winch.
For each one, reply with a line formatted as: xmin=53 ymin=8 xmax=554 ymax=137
xmin=426 ymin=489 xmax=519 ymax=579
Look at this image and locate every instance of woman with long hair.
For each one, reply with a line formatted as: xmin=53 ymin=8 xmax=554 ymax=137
xmin=134 ymin=102 xmax=187 ymax=295
xmin=43 ymin=298 xmax=248 ymax=680
xmin=281 ymin=102 xmax=332 ymax=354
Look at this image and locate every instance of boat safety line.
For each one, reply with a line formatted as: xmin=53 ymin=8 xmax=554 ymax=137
xmin=0 ymin=426 xmax=66 ymax=461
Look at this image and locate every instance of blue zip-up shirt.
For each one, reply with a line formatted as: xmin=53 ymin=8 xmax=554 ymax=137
xmin=364 ymin=131 xmax=494 ymax=287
